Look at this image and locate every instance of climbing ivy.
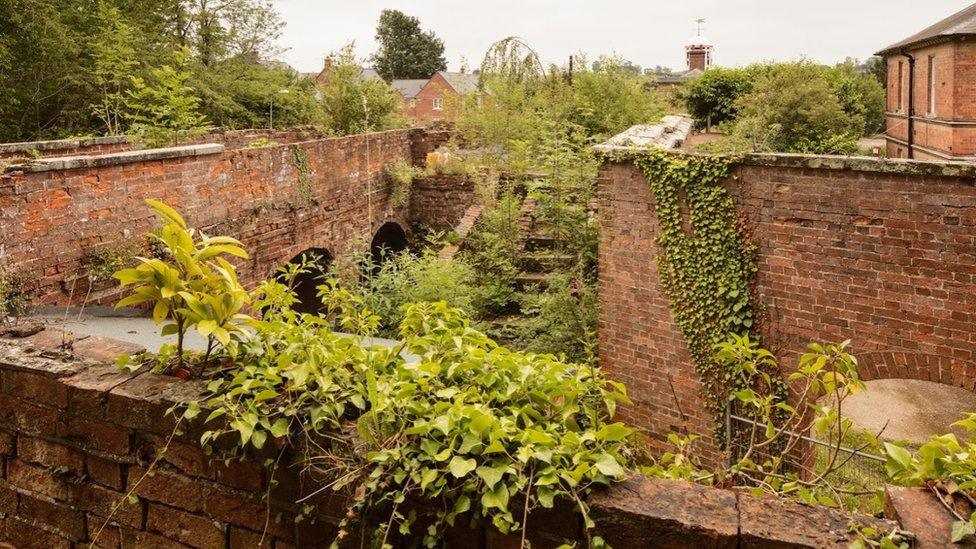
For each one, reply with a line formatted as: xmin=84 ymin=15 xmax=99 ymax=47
xmin=633 ymin=150 xmax=759 ymax=434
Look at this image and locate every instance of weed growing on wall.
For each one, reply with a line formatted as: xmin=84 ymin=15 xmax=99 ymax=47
xmin=290 ymin=145 xmax=316 ymax=205
xmin=633 ymin=150 xmax=769 ymax=437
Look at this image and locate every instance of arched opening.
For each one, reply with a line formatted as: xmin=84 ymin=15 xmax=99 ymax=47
xmin=369 ymin=222 xmax=408 ymax=267
xmin=277 ymin=248 xmax=333 ymax=315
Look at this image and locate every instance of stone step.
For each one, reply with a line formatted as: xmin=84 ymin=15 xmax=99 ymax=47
xmin=515 ymin=272 xmax=550 ymax=290
xmin=522 ymin=253 xmax=576 ymax=271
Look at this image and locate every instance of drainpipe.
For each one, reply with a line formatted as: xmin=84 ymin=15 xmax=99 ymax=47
xmin=903 ymin=50 xmax=916 ymax=159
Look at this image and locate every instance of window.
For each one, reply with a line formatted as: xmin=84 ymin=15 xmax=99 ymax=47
xmin=408 ymin=98 xmax=416 ymax=108
xmin=928 ymin=56 xmax=937 ymax=115
xmin=433 ymin=97 xmax=443 ymax=110
xmin=897 ymin=61 xmax=904 ymax=112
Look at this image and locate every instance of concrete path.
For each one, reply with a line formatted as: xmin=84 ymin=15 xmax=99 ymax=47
xmin=29 ymin=307 xmax=414 ymax=360
xmin=840 ymin=379 xmax=976 ymax=445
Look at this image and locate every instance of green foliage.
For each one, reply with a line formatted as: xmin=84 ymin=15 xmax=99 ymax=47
xmin=732 ymin=62 xmax=860 ymax=153
xmin=89 ymin=2 xmax=139 ymax=135
xmin=113 ymin=199 xmax=250 ymax=373
xmin=82 ymin=240 xmax=140 ymax=282
xmin=125 ymin=47 xmax=210 ymax=147
xmin=825 ymin=61 xmax=887 ymax=136
xmin=290 ymin=145 xmax=316 ymax=205
xmin=882 ymin=414 xmax=976 ymax=543
xmin=0 ymin=0 xmax=314 ymax=142
xmin=462 ymin=193 xmax=523 ymax=315
xmin=199 ymin=291 xmax=634 ymax=545
xmin=0 ymin=266 xmax=31 ymax=322
xmin=371 ymin=9 xmax=447 ymax=80
xmin=518 ymin=274 xmax=599 ymax=365
xmin=679 ymin=66 xmax=760 ymax=127
xmin=568 ymin=55 xmax=665 ymax=142
xmin=634 ymin=150 xmax=759 ymax=428
xmin=333 ymin=249 xmax=483 ymax=338
xmin=385 ymin=160 xmax=423 ymax=208
xmin=317 ymin=44 xmax=408 ymax=136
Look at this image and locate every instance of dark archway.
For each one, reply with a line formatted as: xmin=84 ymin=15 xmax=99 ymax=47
xmin=278 ymin=248 xmax=333 ymax=315
xmin=369 ymin=222 xmax=408 ymax=267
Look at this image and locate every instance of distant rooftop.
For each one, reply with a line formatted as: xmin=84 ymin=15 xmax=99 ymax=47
xmin=438 ymin=71 xmax=480 ymax=94
xmin=390 ymin=79 xmax=428 ymax=99
xmin=878 ymin=2 xmax=976 ymax=54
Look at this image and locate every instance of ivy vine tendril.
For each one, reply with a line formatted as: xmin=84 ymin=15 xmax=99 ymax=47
xmin=634 ymin=150 xmax=769 ymax=442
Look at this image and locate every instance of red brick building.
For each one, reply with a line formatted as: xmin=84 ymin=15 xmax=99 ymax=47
xmin=879 ymin=3 xmax=976 ymax=161
xmin=396 ymin=71 xmax=481 ymax=126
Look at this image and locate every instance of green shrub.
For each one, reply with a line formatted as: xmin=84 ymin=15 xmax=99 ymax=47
xmin=0 ymin=267 xmax=31 ymax=321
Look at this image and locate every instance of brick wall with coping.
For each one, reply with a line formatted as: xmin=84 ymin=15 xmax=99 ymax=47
xmin=0 ymin=128 xmax=456 ymax=306
xmin=0 ymin=333 xmax=894 ymax=548
xmin=598 ymin=152 xmax=976 ymax=459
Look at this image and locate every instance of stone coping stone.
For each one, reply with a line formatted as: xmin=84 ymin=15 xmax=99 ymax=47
xmin=595 ymin=124 xmax=976 ymax=180
xmin=0 ymin=135 xmax=127 ymax=154
xmin=884 ymin=486 xmax=956 ymax=548
xmin=4 ymin=143 xmax=225 ymax=173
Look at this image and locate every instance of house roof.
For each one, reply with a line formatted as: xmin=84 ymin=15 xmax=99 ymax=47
xmin=877 ymin=2 xmax=976 ymax=55
xmin=437 ymin=71 xmax=481 ymax=94
xmin=390 ymin=79 xmax=428 ymax=99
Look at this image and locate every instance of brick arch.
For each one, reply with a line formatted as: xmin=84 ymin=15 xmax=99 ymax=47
xmin=856 ymin=351 xmax=976 ymax=391
xmin=276 ymin=247 xmax=334 ymax=315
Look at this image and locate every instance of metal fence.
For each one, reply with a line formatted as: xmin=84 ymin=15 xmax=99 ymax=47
xmin=725 ymin=406 xmax=887 ymax=506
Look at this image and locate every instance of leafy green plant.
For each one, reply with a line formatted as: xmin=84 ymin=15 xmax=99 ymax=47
xmin=198 ymin=288 xmax=634 ymax=547
xmin=718 ymin=336 xmax=874 ymax=507
xmin=883 ymin=414 xmax=976 ymax=543
xmin=125 ymin=47 xmax=209 ymax=148
xmin=385 ymin=159 xmax=423 ymax=208
xmin=290 ymin=145 xmax=316 ymax=205
xmin=244 ymin=137 xmax=280 ymax=149
xmin=0 ymin=265 xmax=31 ymax=324
xmin=113 ymin=199 xmax=250 ymax=374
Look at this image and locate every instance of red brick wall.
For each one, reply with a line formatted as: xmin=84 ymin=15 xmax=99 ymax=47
xmin=0 ymin=129 xmax=444 ymax=306
xmin=885 ymin=41 xmax=976 ymax=159
xmin=599 ymin=154 xmax=976 ymax=458
xmin=408 ymin=173 xmax=479 ymax=233
xmin=0 ymin=334 xmax=892 ymax=548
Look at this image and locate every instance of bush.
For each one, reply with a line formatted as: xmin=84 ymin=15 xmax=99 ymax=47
xmin=334 ymin=249 xmax=483 ymax=336
xmin=0 ymin=266 xmax=31 ymax=322
xmin=732 ymin=62 xmax=861 ymax=153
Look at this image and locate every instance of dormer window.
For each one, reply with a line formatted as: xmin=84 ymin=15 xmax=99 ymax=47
xmin=433 ymin=97 xmax=443 ymax=110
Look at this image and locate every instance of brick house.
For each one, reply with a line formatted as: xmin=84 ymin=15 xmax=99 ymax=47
xmin=879 ymin=3 xmax=976 ymax=160
xmin=390 ymin=79 xmax=428 ymax=120
xmin=398 ymin=71 xmax=481 ymax=125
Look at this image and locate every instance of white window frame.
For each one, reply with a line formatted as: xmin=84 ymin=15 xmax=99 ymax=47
xmin=928 ymin=56 xmax=937 ymax=116
xmin=409 ymin=98 xmax=417 ymax=108
xmin=433 ymin=97 xmax=443 ymax=111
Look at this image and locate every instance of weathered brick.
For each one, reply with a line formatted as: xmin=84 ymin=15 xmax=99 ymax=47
xmin=1 ymin=515 xmax=73 ymax=549
xmin=17 ymin=492 xmax=86 ymax=540
xmin=86 ymin=454 xmax=125 ymax=490
xmin=6 ymin=459 xmax=74 ymax=501
xmin=17 ymin=436 xmax=83 ymax=473
xmin=147 ymin=503 xmax=226 ymax=549
xmin=128 ymin=466 xmax=207 ymax=513
xmin=65 ymin=416 xmax=131 ymax=456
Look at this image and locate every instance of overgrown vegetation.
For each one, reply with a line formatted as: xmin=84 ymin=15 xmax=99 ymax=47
xmin=680 ymin=60 xmax=885 ymax=154
xmin=631 ymin=150 xmax=776 ymax=438
xmin=108 ymin=201 xmax=634 ymax=548
xmin=0 ymin=265 xmax=32 ymax=323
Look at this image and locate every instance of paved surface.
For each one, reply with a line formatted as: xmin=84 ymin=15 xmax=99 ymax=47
xmin=841 ymin=379 xmax=976 ymax=444
xmin=29 ymin=307 xmax=412 ymax=359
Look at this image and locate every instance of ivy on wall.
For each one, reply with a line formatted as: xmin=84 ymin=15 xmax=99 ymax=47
xmin=633 ymin=150 xmax=762 ymax=437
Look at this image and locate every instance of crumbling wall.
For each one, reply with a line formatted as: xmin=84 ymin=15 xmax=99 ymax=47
xmin=0 ymin=334 xmax=891 ymax=548
xmin=598 ymin=153 xmax=976 ymax=458
xmin=0 ymin=129 xmax=455 ymax=306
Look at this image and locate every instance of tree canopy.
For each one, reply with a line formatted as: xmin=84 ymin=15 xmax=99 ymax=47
xmin=370 ymin=9 xmax=447 ymax=80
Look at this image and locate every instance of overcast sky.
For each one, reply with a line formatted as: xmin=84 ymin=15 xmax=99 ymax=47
xmin=275 ymin=0 xmax=968 ymax=73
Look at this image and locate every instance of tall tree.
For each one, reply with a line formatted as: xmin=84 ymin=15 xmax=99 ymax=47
xmin=90 ymin=2 xmax=140 ymax=135
xmin=370 ymin=9 xmax=446 ymax=80
xmin=125 ymin=47 xmax=209 ymax=146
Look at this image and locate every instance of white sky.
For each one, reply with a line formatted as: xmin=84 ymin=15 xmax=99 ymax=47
xmin=274 ymin=0 xmax=970 ymax=73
